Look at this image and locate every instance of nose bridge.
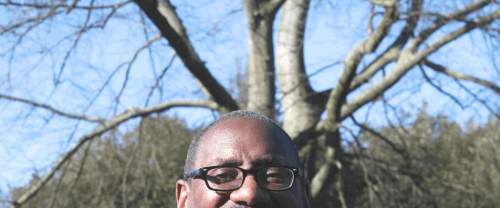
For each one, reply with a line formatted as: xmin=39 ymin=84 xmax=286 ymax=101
xmin=243 ymin=172 xmax=260 ymax=188
xmin=245 ymin=168 xmax=262 ymax=184
xmin=238 ymin=168 xmax=263 ymax=189
xmin=230 ymin=170 xmax=270 ymax=205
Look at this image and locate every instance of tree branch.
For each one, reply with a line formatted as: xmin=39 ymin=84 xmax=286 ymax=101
xmin=455 ymin=79 xmax=500 ymax=119
xmin=8 ymin=99 xmax=219 ymax=208
xmin=277 ymin=0 xmax=322 ymax=139
xmin=424 ymin=60 xmax=500 ymax=94
xmin=65 ymin=139 xmax=93 ymax=202
xmin=307 ymin=8 xmax=406 ymax=196
xmin=368 ymin=0 xmax=395 ymax=7
xmin=55 ymin=0 xmax=95 ymax=86
xmin=0 ymin=0 xmax=131 ymax=10
xmin=407 ymin=0 xmax=492 ymax=52
xmin=419 ymin=65 xmax=466 ymax=109
xmin=113 ymin=35 xmax=162 ymax=114
xmin=350 ymin=0 xmax=422 ymax=92
xmin=367 ymin=4 xmax=375 ymax=34
xmin=243 ymin=0 xmax=284 ymax=117
xmin=134 ymin=0 xmax=238 ymax=114
xmin=339 ymin=8 xmax=500 ymax=121
xmin=268 ymin=0 xmax=287 ymax=15
xmin=350 ymin=115 xmax=406 ymax=157
xmin=326 ymin=0 xmax=397 ymax=125
xmin=417 ymin=9 xmax=500 ymax=60
xmin=0 ymin=93 xmax=105 ymax=123
xmin=145 ymin=53 xmax=177 ymax=107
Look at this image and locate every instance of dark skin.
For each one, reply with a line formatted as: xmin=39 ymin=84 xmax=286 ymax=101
xmin=176 ymin=117 xmax=310 ymax=208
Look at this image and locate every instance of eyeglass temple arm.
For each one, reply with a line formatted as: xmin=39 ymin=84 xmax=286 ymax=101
xmin=184 ymin=168 xmax=204 ymax=180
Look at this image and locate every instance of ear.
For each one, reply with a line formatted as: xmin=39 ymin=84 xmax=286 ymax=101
xmin=176 ymin=179 xmax=190 ymax=208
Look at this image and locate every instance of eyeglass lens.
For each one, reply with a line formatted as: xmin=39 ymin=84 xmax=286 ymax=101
xmin=205 ymin=167 xmax=294 ymax=191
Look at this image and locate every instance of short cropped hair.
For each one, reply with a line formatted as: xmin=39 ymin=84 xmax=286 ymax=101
xmin=183 ymin=110 xmax=300 ymax=181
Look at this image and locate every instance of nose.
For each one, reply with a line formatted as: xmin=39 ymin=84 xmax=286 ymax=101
xmin=230 ymin=174 xmax=271 ymax=206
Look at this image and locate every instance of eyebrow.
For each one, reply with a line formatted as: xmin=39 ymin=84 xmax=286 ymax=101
xmin=210 ymin=155 xmax=289 ymax=167
xmin=253 ymin=155 xmax=288 ymax=167
xmin=212 ymin=158 xmax=243 ymax=167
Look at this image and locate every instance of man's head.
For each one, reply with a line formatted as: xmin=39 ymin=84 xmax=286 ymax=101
xmin=176 ymin=110 xmax=310 ymax=208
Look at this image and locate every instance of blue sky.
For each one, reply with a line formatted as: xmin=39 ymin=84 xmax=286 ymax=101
xmin=1 ymin=0 xmax=499 ymax=200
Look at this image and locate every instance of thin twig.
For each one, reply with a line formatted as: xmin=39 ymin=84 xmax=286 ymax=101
xmin=350 ymin=115 xmax=406 ymax=157
xmin=55 ymin=0 xmax=95 ymax=86
xmin=424 ymin=59 xmax=500 ymax=95
xmin=113 ymin=35 xmax=162 ymax=114
xmin=0 ymin=93 xmax=105 ymax=123
xmin=367 ymin=4 xmax=375 ymax=34
xmin=0 ymin=0 xmax=131 ymax=10
xmin=83 ymin=62 xmax=126 ymax=114
xmin=145 ymin=53 xmax=177 ymax=107
xmin=419 ymin=64 xmax=466 ymax=109
xmin=455 ymin=79 xmax=500 ymax=119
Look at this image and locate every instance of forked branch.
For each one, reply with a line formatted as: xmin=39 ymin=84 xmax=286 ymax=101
xmin=7 ymin=100 xmax=219 ymax=208
xmin=326 ymin=0 xmax=397 ymax=123
xmin=339 ymin=8 xmax=500 ymax=121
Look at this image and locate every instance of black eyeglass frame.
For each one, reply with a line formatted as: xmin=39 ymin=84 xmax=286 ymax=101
xmin=184 ymin=165 xmax=303 ymax=191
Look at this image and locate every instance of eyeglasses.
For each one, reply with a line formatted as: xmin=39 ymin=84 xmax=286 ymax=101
xmin=184 ymin=166 xmax=302 ymax=191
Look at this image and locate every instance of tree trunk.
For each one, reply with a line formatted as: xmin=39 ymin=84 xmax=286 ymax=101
xmin=243 ymin=0 xmax=284 ymax=118
xmin=276 ymin=0 xmax=322 ymax=138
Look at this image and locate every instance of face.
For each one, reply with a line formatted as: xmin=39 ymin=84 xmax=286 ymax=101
xmin=176 ymin=117 xmax=310 ymax=208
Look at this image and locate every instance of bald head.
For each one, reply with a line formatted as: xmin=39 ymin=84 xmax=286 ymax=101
xmin=177 ymin=110 xmax=310 ymax=208
xmin=183 ymin=110 xmax=301 ymax=179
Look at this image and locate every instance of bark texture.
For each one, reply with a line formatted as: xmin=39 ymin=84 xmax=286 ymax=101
xmin=277 ymin=0 xmax=322 ymax=139
xmin=243 ymin=0 xmax=284 ymax=118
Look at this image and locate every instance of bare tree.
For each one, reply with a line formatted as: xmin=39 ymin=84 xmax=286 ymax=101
xmin=1 ymin=0 xmax=500 ymax=207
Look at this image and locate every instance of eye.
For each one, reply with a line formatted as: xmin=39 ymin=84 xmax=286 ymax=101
xmin=259 ymin=167 xmax=295 ymax=187
xmin=216 ymin=172 xmax=237 ymax=180
xmin=265 ymin=172 xmax=285 ymax=183
xmin=207 ymin=168 xmax=240 ymax=184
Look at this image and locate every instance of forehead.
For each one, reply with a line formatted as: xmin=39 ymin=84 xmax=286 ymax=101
xmin=194 ymin=117 xmax=299 ymax=168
